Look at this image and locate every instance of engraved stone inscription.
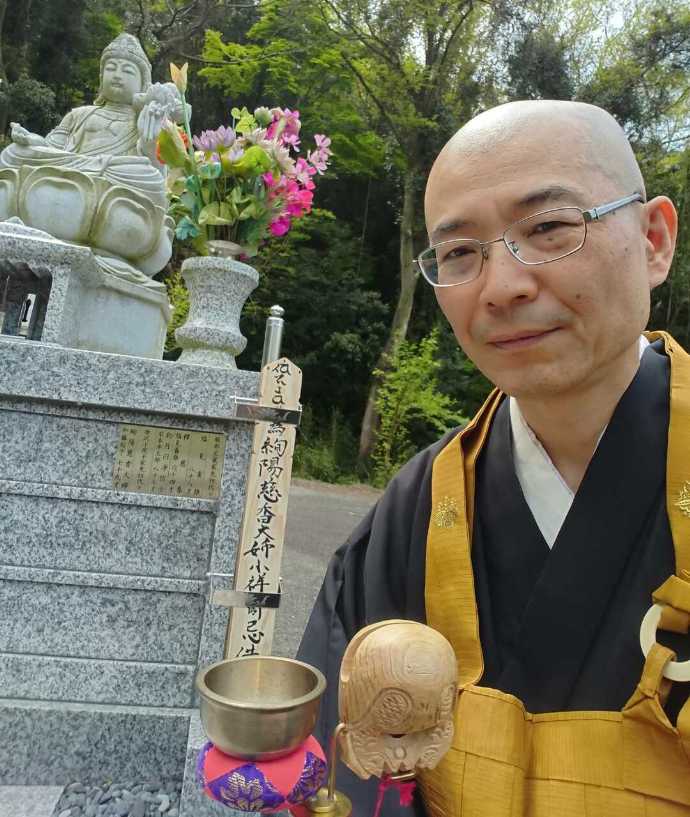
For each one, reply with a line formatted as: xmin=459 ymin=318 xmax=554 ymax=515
xmin=113 ymin=424 xmax=225 ymax=498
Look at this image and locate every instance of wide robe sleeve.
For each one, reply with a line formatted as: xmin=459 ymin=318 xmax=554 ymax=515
xmin=296 ymin=429 xmax=461 ymax=817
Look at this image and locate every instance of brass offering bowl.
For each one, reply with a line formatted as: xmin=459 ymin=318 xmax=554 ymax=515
xmin=196 ymin=656 xmax=326 ymax=760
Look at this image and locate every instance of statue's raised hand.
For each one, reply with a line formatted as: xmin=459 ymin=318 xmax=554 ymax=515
xmin=139 ymin=101 xmax=166 ymax=144
xmin=10 ymin=122 xmax=46 ymax=147
xmin=135 ymin=83 xmax=185 ymax=146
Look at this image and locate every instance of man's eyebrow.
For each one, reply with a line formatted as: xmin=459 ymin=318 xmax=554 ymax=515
xmin=430 ymin=218 xmax=476 ymax=244
xmin=516 ymin=185 xmax=587 ymax=209
xmin=429 ymin=185 xmax=588 ymax=244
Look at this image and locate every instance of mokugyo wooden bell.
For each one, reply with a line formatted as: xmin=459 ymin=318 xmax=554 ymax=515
xmin=302 ymin=620 xmax=458 ymax=817
xmin=338 ymin=619 xmax=458 ymax=779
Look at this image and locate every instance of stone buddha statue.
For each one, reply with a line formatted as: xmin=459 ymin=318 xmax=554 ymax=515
xmin=0 ymin=33 xmax=185 ymax=290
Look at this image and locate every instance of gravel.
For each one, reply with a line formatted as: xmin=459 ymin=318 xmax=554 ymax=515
xmin=50 ymin=780 xmax=182 ymax=817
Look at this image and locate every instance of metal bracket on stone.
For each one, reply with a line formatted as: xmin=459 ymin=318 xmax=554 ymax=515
xmin=234 ymin=396 xmax=301 ymax=426
xmin=206 ymin=572 xmax=283 ymax=609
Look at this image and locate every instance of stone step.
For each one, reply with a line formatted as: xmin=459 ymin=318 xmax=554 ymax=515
xmin=0 ymin=786 xmax=64 ymax=817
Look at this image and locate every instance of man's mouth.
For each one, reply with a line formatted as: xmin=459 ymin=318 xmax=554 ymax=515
xmin=488 ymin=328 xmax=561 ymax=350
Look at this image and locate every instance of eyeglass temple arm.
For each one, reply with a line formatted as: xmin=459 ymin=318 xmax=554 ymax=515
xmin=584 ymin=192 xmax=644 ymax=222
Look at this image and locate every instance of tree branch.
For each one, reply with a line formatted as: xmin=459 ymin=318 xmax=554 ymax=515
xmin=179 ymin=47 xmax=301 ymax=65
xmin=317 ymin=0 xmax=406 ymax=78
xmin=314 ymin=0 xmax=420 ymax=102
xmin=339 ymin=50 xmax=408 ymax=149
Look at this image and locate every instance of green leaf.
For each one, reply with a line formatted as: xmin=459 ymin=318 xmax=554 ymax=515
xmin=198 ymin=202 xmax=234 ymax=226
xmin=180 ymin=190 xmax=198 ymax=213
xmin=238 ymin=201 xmax=266 ymax=220
xmin=185 ymin=175 xmax=202 ymax=194
xmin=226 ymin=145 xmax=272 ymax=177
xmin=175 ymin=217 xmax=201 ymax=240
xmin=157 ymin=127 xmax=189 ymax=169
xmin=231 ymin=105 xmax=257 ymax=135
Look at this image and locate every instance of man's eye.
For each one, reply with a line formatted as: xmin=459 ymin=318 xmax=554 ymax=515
xmin=443 ymin=246 xmax=474 ymax=260
xmin=532 ymin=220 xmax=566 ymax=235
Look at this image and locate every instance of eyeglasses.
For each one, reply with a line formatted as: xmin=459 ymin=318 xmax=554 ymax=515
xmin=417 ymin=192 xmax=644 ymax=288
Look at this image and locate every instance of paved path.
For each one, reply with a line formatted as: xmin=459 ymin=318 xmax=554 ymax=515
xmin=272 ymin=479 xmax=381 ymax=659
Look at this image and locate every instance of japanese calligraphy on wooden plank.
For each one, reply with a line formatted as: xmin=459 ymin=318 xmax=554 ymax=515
xmin=112 ymin=425 xmax=225 ymax=499
xmin=226 ymin=357 xmax=302 ymax=658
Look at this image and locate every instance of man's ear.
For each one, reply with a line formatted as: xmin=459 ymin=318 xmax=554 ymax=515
xmin=643 ymin=196 xmax=677 ymax=289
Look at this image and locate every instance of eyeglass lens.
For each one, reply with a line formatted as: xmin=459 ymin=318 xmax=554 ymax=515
xmin=421 ymin=207 xmax=586 ymax=286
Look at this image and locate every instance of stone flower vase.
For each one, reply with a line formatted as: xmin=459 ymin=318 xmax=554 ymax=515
xmin=175 ymin=250 xmax=258 ymax=368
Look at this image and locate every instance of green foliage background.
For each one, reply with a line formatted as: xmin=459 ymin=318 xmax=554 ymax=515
xmin=2 ymin=0 xmax=688 ymax=483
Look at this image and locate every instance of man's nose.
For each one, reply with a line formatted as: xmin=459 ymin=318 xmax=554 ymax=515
xmin=478 ymin=241 xmax=539 ymax=309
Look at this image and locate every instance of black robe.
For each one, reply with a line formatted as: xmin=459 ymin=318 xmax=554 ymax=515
xmin=297 ymin=342 xmax=690 ymax=816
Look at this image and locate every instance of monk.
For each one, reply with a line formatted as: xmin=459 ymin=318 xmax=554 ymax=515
xmin=299 ymin=100 xmax=690 ymax=816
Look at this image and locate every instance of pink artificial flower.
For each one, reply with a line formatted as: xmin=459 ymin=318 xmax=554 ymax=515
xmin=286 ymin=187 xmax=314 ymax=217
xmin=294 ymin=157 xmax=317 ymax=185
xmin=307 ymin=149 xmax=329 ymax=175
xmin=267 ymin=107 xmax=301 ymax=142
xmin=269 ymin=215 xmax=291 ymax=236
xmin=314 ymin=134 xmax=331 ymax=152
xmin=282 ymin=108 xmax=301 ymax=135
xmin=282 ymin=132 xmax=301 ymax=151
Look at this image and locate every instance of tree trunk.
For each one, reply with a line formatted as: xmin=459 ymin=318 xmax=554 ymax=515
xmin=358 ymin=164 xmax=419 ymax=464
xmin=17 ymin=0 xmax=33 ymax=75
xmin=0 ymin=0 xmax=8 ymax=135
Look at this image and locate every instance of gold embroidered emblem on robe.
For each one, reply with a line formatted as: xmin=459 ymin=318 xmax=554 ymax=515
xmin=675 ymin=482 xmax=690 ymax=518
xmin=434 ymin=496 xmax=458 ymax=529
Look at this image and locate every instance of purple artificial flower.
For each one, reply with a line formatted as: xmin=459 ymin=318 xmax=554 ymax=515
xmin=314 ymin=134 xmax=331 ymax=152
xmin=226 ymin=143 xmax=245 ymax=161
xmin=192 ymin=125 xmax=236 ymax=152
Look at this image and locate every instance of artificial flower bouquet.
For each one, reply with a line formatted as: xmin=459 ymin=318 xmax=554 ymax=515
xmin=157 ymin=63 xmax=332 ymax=258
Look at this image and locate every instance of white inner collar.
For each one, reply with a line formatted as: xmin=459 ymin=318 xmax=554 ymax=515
xmin=509 ymin=335 xmax=650 ymax=548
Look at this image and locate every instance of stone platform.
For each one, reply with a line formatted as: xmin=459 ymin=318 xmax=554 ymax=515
xmin=0 ymin=222 xmax=171 ymax=359
xmin=0 ymin=336 xmax=259 ymax=812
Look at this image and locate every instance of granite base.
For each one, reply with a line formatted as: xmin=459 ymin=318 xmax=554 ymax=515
xmin=0 ymin=785 xmax=63 ymax=817
xmin=0 ymin=699 xmax=191 ymax=786
xmin=0 ymin=223 xmax=171 ymax=359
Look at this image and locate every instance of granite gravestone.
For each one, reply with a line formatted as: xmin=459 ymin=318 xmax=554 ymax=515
xmin=0 ymin=331 xmax=263 ymax=813
xmin=0 ymin=34 xmax=299 ymax=817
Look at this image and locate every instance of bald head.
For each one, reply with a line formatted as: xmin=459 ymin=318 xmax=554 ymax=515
xmin=423 ymin=98 xmax=680 ymax=408
xmin=426 ymin=100 xmax=644 ymax=217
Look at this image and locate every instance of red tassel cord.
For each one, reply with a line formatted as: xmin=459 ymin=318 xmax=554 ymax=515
xmin=372 ymin=775 xmax=417 ymax=817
